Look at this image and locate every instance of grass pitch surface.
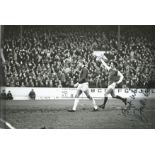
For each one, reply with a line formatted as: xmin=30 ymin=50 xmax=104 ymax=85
xmin=1 ymin=98 xmax=155 ymax=129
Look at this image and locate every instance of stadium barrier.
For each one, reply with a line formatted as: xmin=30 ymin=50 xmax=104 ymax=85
xmin=1 ymin=87 xmax=155 ymax=100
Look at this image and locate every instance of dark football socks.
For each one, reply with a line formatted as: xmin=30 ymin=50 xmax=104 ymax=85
xmin=115 ymin=95 xmax=124 ymax=101
xmin=103 ymin=97 xmax=108 ymax=105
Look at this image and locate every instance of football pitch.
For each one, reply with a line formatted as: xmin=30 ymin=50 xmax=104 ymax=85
xmin=1 ymin=98 xmax=155 ymax=129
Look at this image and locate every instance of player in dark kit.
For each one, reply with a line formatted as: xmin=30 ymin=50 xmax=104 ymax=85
xmin=99 ymin=58 xmax=127 ymax=109
xmin=68 ymin=60 xmax=98 ymax=112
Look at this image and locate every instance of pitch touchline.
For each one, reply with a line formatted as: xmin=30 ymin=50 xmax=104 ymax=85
xmin=0 ymin=118 xmax=15 ymax=129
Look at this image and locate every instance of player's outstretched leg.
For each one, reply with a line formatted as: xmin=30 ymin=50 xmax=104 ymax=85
xmin=112 ymin=94 xmax=127 ymax=105
xmin=111 ymin=90 xmax=127 ymax=108
xmin=84 ymin=90 xmax=98 ymax=111
xmin=68 ymin=90 xmax=82 ymax=112
xmin=115 ymin=95 xmax=127 ymax=105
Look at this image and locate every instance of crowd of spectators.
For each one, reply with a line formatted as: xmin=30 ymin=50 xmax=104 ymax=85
xmin=2 ymin=26 xmax=155 ymax=88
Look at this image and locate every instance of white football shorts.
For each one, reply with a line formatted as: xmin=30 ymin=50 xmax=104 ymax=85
xmin=108 ymin=82 xmax=116 ymax=90
xmin=77 ymin=82 xmax=89 ymax=92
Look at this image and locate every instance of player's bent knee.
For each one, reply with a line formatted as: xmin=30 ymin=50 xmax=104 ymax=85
xmin=104 ymin=93 xmax=108 ymax=97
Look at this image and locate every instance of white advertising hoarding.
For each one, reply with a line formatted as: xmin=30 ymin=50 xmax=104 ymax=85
xmin=1 ymin=87 xmax=155 ymax=100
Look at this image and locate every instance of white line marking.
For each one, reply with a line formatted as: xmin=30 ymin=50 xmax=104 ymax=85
xmin=0 ymin=118 xmax=15 ymax=129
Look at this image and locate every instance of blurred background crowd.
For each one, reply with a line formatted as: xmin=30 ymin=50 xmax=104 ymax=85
xmin=1 ymin=26 xmax=155 ymax=88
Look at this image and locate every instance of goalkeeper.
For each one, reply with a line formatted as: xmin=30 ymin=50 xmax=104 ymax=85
xmin=68 ymin=60 xmax=98 ymax=112
xmin=98 ymin=58 xmax=127 ymax=109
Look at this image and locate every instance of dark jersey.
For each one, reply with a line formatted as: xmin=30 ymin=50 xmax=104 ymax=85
xmin=108 ymin=68 xmax=120 ymax=85
xmin=79 ymin=67 xmax=88 ymax=84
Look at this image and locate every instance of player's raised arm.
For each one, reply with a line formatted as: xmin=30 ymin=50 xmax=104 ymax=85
xmin=100 ymin=59 xmax=111 ymax=71
xmin=116 ymin=71 xmax=124 ymax=84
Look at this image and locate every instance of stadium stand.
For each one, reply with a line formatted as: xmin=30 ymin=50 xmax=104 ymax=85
xmin=2 ymin=26 xmax=155 ymax=88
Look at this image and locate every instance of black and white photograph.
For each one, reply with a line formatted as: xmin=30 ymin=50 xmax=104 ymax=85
xmin=0 ymin=25 xmax=155 ymax=129
xmin=0 ymin=1 xmax=155 ymax=155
